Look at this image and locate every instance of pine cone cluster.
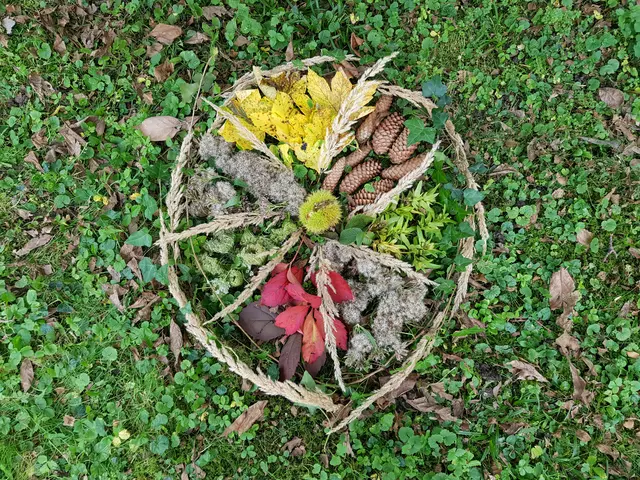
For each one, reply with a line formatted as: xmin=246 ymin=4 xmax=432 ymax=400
xmin=339 ymin=160 xmax=382 ymax=194
xmin=389 ymin=128 xmax=418 ymax=164
xmin=372 ymin=112 xmax=404 ymax=155
xmin=356 ymin=95 xmax=394 ymax=144
xmin=382 ymin=155 xmax=424 ymax=180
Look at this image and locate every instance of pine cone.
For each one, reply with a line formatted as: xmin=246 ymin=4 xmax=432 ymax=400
xmin=356 ymin=96 xmax=394 ymax=144
xmin=372 ymin=112 xmax=404 ymax=155
xmin=374 ymin=95 xmax=393 ymax=116
xmin=382 ymin=155 xmax=425 ymax=180
xmin=389 ymin=128 xmax=418 ymax=164
xmin=351 ymin=190 xmax=377 ymax=205
xmin=370 ymin=178 xmax=395 ymax=194
xmin=339 ymin=160 xmax=383 ymax=194
xmin=321 ymin=157 xmax=346 ymax=192
xmin=344 ymin=144 xmax=372 ymax=167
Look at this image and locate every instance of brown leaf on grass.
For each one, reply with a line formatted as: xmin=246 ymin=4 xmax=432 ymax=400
xmin=629 ymin=247 xmax=640 ymax=259
xmin=405 ymin=397 xmax=457 ymax=422
xmin=429 ymin=382 xmax=454 ymax=401
xmin=15 ymin=234 xmax=52 ymax=257
xmin=556 ymin=173 xmax=568 ymax=185
xmin=202 ymin=5 xmax=231 ymax=19
xmin=28 ymin=73 xmax=55 ymax=102
xmin=20 ymin=359 xmax=34 ymax=392
xmin=350 ymin=32 xmax=364 ymax=57
xmin=569 ymin=361 xmax=594 ymax=406
xmin=169 ymin=319 xmax=183 ymax=366
xmin=282 ymin=437 xmax=305 ymax=457
xmin=598 ymin=87 xmax=624 ymax=109
xmin=623 ymin=418 xmax=635 ymax=429
xmin=129 ymin=291 xmax=160 ymax=309
xmin=549 ymin=267 xmax=580 ymax=328
xmin=507 ymin=360 xmax=549 ymax=383
xmin=103 ymin=284 xmax=128 ymax=312
xmin=59 ymin=123 xmax=87 ymax=156
xmin=627 ymin=351 xmax=639 ymax=359
xmin=223 ymin=400 xmax=267 ymax=437
xmin=120 ymin=244 xmax=143 ymax=262
xmin=146 ymin=42 xmax=163 ymax=57
xmin=488 ymin=164 xmax=520 ymax=177
xmin=0 ymin=33 xmax=8 ymax=48
xmin=576 ymin=229 xmax=594 ymax=248
xmin=42 ymin=264 xmax=53 ymax=275
xmin=16 ymin=208 xmax=32 ymax=220
xmin=551 ymin=188 xmax=565 ymax=199
xmin=24 ymin=151 xmax=44 ymax=172
xmin=127 ymin=258 xmax=143 ymax=282
xmin=285 ymin=37 xmax=294 ymax=61
xmin=501 ymin=422 xmax=528 ymax=435
xmin=555 ymin=331 xmax=580 ymax=357
xmin=91 ymin=29 xmax=116 ymax=58
xmin=148 ymin=23 xmax=182 ymax=45
xmin=575 ymin=429 xmax=591 ymax=442
xmin=596 ymin=444 xmax=620 ymax=460
xmin=234 ymin=35 xmax=249 ymax=47
xmin=31 ymin=129 xmax=48 ymax=149
xmin=137 ymin=116 xmax=182 ymax=142
xmin=53 ymin=33 xmax=66 ymax=54
xmin=184 ymin=31 xmax=209 ymax=45
xmin=107 ymin=265 xmax=121 ymax=282
xmin=63 ymin=415 xmax=75 ymax=427
xmin=376 ymin=373 xmax=418 ymax=408
xmin=153 ymin=61 xmax=174 ymax=82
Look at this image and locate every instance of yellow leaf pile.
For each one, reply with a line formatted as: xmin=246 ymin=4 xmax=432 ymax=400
xmin=219 ymin=69 xmax=376 ymax=172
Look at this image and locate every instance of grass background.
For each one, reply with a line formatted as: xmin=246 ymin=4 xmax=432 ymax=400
xmin=0 ymin=0 xmax=639 ymax=478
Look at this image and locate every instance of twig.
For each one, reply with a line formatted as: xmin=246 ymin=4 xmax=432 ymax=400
xmin=604 ymin=234 xmax=618 ymax=263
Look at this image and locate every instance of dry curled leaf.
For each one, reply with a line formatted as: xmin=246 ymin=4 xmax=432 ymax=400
xmin=15 ymin=234 xmax=52 ymax=257
xmin=549 ymin=268 xmax=580 ymax=327
xmin=596 ymin=444 xmax=620 ymax=460
xmin=24 ymin=151 xmax=44 ymax=172
xmin=53 ymin=33 xmax=66 ymax=54
xmin=507 ymin=360 xmax=548 ymax=383
xmin=202 ymin=5 xmax=231 ymax=19
xmin=556 ymin=331 xmax=580 ymax=357
xmin=576 ymin=229 xmax=594 ymax=248
xmin=576 ymin=429 xmax=591 ymax=442
xmin=63 ymin=415 xmax=76 ymax=427
xmin=223 ymin=400 xmax=267 ymax=437
xmin=59 ymin=123 xmax=87 ymax=156
xmin=28 ymin=73 xmax=55 ymax=102
xmin=629 ymin=247 xmax=640 ymax=259
xmin=137 ymin=116 xmax=182 ymax=141
xmin=285 ymin=37 xmax=294 ymax=61
xmin=153 ymin=61 xmax=174 ymax=82
xmin=20 ymin=358 xmax=34 ymax=392
xmin=169 ymin=319 xmax=183 ymax=367
xmin=184 ymin=31 xmax=209 ymax=45
xmin=282 ymin=437 xmax=305 ymax=457
xmin=569 ymin=361 xmax=594 ymax=406
xmin=148 ymin=23 xmax=182 ymax=45
xmin=598 ymin=87 xmax=624 ymax=109
xmin=350 ymin=32 xmax=364 ymax=57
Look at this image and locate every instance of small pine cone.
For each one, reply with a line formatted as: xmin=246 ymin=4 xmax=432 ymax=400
xmin=382 ymin=155 xmax=425 ymax=180
xmin=322 ymin=157 xmax=346 ymax=192
xmin=344 ymin=144 xmax=372 ymax=168
xmin=356 ymin=113 xmax=378 ymax=145
xmin=339 ymin=160 xmax=383 ymax=194
xmin=372 ymin=112 xmax=404 ymax=155
xmin=374 ymin=95 xmax=393 ymax=116
xmin=351 ymin=190 xmax=377 ymax=205
xmin=370 ymin=178 xmax=395 ymax=194
xmin=389 ymin=128 xmax=418 ymax=164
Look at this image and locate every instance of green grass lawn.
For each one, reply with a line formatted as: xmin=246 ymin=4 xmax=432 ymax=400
xmin=1 ymin=0 xmax=639 ymax=478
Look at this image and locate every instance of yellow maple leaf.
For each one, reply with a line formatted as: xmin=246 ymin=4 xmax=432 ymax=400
xmin=306 ymin=69 xmax=353 ymax=113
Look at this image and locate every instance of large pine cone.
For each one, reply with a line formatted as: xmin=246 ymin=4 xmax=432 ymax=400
xmin=372 ymin=112 xmax=404 ymax=155
xmin=355 ymin=96 xmax=394 ymax=144
xmin=321 ymin=157 xmax=346 ymax=192
xmin=370 ymin=178 xmax=395 ymax=194
xmin=344 ymin=144 xmax=372 ymax=167
xmin=339 ymin=160 xmax=383 ymax=194
xmin=389 ymin=128 xmax=418 ymax=164
xmin=351 ymin=190 xmax=377 ymax=206
xmin=382 ymin=155 xmax=425 ymax=180
xmin=374 ymin=95 xmax=393 ymax=116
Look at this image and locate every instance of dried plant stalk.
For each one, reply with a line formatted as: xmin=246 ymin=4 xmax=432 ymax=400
xmin=166 ymin=131 xmax=193 ymax=231
xmin=156 ymin=211 xmax=282 ymax=245
xmin=205 ymin=230 xmax=303 ymax=324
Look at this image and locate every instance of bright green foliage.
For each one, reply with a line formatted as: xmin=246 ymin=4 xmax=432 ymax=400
xmin=299 ymin=190 xmax=342 ymax=234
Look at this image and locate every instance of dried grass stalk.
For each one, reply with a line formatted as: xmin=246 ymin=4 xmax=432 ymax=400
xmin=204 ymin=230 xmax=303 ymax=324
xmin=156 ymin=211 xmax=282 ymax=245
xmin=204 ymin=99 xmax=282 ymax=167
xmin=316 ymin=53 xmax=398 ymax=172
xmin=310 ymin=246 xmax=346 ymax=392
xmin=166 ymin=131 xmax=193 ymax=231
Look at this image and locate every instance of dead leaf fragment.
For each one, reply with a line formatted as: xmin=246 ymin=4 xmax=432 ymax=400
xmin=596 ymin=444 xmax=620 ymax=460
xmin=28 ymin=73 xmax=55 ymax=103
xmin=184 ymin=32 xmax=209 ymax=45
xmin=148 ymin=23 xmax=182 ymax=45
xmin=31 ymin=129 xmax=48 ymax=149
xmin=202 ymin=5 xmax=231 ymax=19
xmin=59 ymin=123 xmax=87 ymax=156
xmin=549 ymin=267 xmax=580 ymax=319
xmin=15 ymin=234 xmax=52 ymax=257
xmin=576 ymin=429 xmax=591 ymax=442
xmin=576 ymin=229 xmax=594 ymax=248
xmin=63 ymin=415 xmax=75 ymax=427
xmin=598 ymin=87 xmax=624 ymax=109
xmin=507 ymin=360 xmax=548 ymax=383
xmin=223 ymin=400 xmax=267 ymax=437
xmin=629 ymin=247 xmax=640 ymax=259
xmin=282 ymin=437 xmax=305 ymax=457
xmin=137 ymin=116 xmax=182 ymax=142
xmin=350 ymin=32 xmax=364 ymax=56
xmin=153 ymin=61 xmax=174 ymax=82
xmin=569 ymin=361 xmax=594 ymax=406
xmin=234 ymin=35 xmax=249 ymax=47
xmin=146 ymin=42 xmax=163 ymax=57
xmin=20 ymin=359 xmax=34 ymax=392
xmin=53 ymin=33 xmax=66 ymax=54
xmin=626 ymin=351 xmax=639 ymax=359
xmin=555 ymin=332 xmax=580 ymax=357
xmin=169 ymin=319 xmax=183 ymax=366
xmin=16 ymin=208 xmax=32 ymax=220
xmin=285 ymin=37 xmax=294 ymax=61
xmin=552 ymin=188 xmax=565 ymax=199
xmin=24 ymin=151 xmax=44 ymax=172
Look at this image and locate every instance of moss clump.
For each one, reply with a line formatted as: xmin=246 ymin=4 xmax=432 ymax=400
xmin=299 ymin=190 xmax=342 ymax=234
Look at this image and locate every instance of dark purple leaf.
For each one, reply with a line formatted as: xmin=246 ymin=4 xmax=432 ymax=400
xmin=304 ymin=350 xmax=326 ymax=378
xmin=238 ymin=302 xmax=285 ymax=341
xmin=279 ymin=333 xmax=302 ymax=381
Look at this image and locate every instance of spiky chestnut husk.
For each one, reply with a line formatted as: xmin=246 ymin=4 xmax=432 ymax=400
xmin=299 ymin=190 xmax=342 ymax=234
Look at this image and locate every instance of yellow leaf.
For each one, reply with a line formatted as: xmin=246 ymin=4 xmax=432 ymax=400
xmin=219 ymin=116 xmax=265 ymax=150
xmin=331 ymin=69 xmax=352 ymax=108
xmin=278 ymin=144 xmax=295 ymax=167
xmin=307 ymin=69 xmax=340 ymax=112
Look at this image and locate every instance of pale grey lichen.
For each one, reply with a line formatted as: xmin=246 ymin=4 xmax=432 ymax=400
xmin=184 ymin=167 xmax=237 ymax=218
xmin=199 ymin=134 xmax=306 ymax=215
xmin=345 ymin=333 xmax=374 ymax=369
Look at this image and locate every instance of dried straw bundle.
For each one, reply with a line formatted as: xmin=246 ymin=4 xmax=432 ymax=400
xmin=158 ymin=54 xmax=488 ymax=432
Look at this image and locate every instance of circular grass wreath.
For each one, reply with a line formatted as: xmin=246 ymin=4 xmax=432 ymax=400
xmin=158 ymin=54 xmax=488 ymax=433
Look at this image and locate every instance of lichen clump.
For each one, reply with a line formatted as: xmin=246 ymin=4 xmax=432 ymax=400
xmin=299 ymin=190 xmax=342 ymax=234
xmin=184 ymin=168 xmax=236 ymax=218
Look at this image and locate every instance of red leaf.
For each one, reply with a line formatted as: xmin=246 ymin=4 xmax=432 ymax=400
xmin=285 ymin=283 xmax=321 ymax=309
xmin=314 ymin=310 xmax=348 ymax=350
xmin=275 ymin=305 xmax=310 ymax=336
xmin=271 ymin=263 xmax=289 ymax=276
xmin=287 ymin=265 xmax=304 ymax=285
xmin=327 ymin=272 xmax=353 ymax=303
xmin=261 ymin=271 xmax=291 ymax=307
xmin=279 ymin=333 xmax=302 ymax=381
xmin=302 ymin=311 xmax=325 ymax=363
xmin=304 ymin=351 xmax=326 ymax=377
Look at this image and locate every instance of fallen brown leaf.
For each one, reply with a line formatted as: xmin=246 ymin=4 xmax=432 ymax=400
xmin=120 ymin=244 xmax=143 ymax=262
xmin=153 ymin=61 xmax=174 ymax=82
xmin=137 ymin=116 xmax=182 ymax=142
xmin=59 ymin=123 xmax=87 ymax=156
xmin=42 ymin=264 xmax=53 ymax=275
xmin=0 ymin=33 xmax=8 ymax=48
xmin=16 ymin=208 xmax=32 ymax=220
xmin=53 ymin=33 xmax=66 ymax=54
xmin=376 ymin=373 xmax=417 ymax=408
xmin=596 ymin=444 xmax=620 ymax=460
xmin=576 ymin=429 xmax=591 ymax=442
xmin=549 ymin=267 xmax=580 ymax=328
xmin=146 ymin=42 xmax=163 ymax=57
xmin=350 ymin=32 xmax=364 ymax=56
xmin=488 ymin=164 xmax=520 ymax=177
xmin=282 ymin=437 xmax=305 ymax=457
xmin=148 ymin=23 xmax=182 ymax=45
xmin=20 ymin=358 xmax=34 ymax=392
xmin=223 ymin=400 xmax=267 ymax=437
xmin=28 ymin=73 xmax=55 ymax=102
xmin=31 ymin=128 xmax=48 ymax=149
xmin=598 ymin=87 xmax=624 ymax=109
xmin=15 ymin=234 xmax=52 ymax=257
xmin=184 ymin=31 xmax=209 ymax=45
xmin=169 ymin=319 xmax=183 ymax=367
xmin=285 ymin=37 xmax=294 ymax=61
xmin=202 ymin=5 xmax=231 ymax=19
xmin=555 ymin=331 xmax=580 ymax=357
xmin=629 ymin=247 xmax=640 ymax=259
xmin=576 ymin=229 xmax=594 ymax=248
xmin=63 ymin=415 xmax=75 ymax=427
xmin=569 ymin=361 xmax=594 ymax=406
xmin=103 ymin=284 xmax=128 ymax=312
xmin=24 ymin=151 xmax=44 ymax=172
xmin=623 ymin=418 xmax=635 ymax=429
xmin=234 ymin=35 xmax=249 ymax=47
xmin=507 ymin=360 xmax=549 ymax=383
xmin=405 ymin=397 xmax=457 ymax=422
xmin=429 ymin=382 xmax=454 ymax=401
xmin=626 ymin=351 xmax=639 ymax=359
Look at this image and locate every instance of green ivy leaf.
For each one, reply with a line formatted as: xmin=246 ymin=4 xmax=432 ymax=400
xmin=139 ymin=257 xmax=157 ymax=283
xmin=422 ymin=75 xmax=447 ymax=98
xmin=339 ymin=227 xmax=364 ymax=245
xmin=125 ymin=230 xmax=152 ymax=247
xmin=404 ymin=118 xmax=436 ymax=146
xmin=346 ymin=214 xmax=374 ymax=230
xmin=463 ymin=189 xmax=485 ymax=206
xmin=431 ymin=109 xmax=448 ymax=130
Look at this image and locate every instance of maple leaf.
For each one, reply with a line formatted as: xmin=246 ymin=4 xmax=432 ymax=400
xmin=302 ymin=310 xmax=325 ymax=363
xmin=275 ymin=305 xmax=310 ymax=336
xmin=314 ymin=309 xmax=348 ymax=350
xmin=310 ymin=270 xmax=354 ymax=303
xmin=285 ymin=283 xmax=321 ymax=308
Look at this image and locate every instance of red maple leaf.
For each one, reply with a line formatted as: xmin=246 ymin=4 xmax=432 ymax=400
xmin=314 ymin=309 xmax=348 ymax=350
xmin=310 ymin=270 xmax=354 ymax=303
xmin=274 ymin=305 xmax=310 ymax=336
xmin=285 ymin=283 xmax=321 ymax=309
xmin=302 ymin=310 xmax=325 ymax=363
xmin=261 ymin=265 xmax=304 ymax=307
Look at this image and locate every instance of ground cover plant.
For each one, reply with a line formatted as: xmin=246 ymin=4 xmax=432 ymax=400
xmin=0 ymin=0 xmax=639 ymax=479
